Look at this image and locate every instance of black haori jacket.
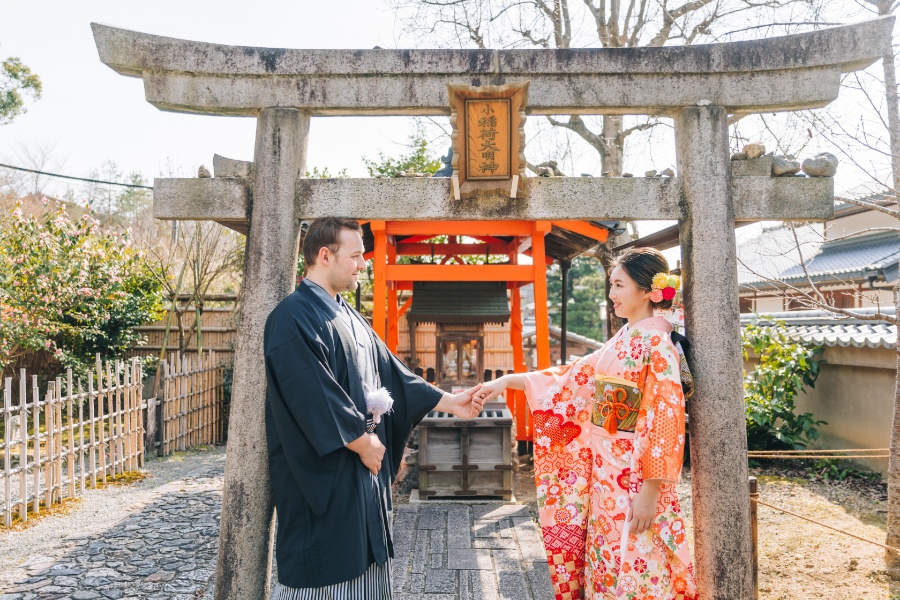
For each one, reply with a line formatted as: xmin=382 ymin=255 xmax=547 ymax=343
xmin=264 ymin=284 xmax=442 ymax=588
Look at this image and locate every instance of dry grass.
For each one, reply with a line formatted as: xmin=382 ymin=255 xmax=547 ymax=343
xmin=5 ymin=497 xmax=84 ymax=531
xmin=2 ymin=469 xmax=147 ymax=531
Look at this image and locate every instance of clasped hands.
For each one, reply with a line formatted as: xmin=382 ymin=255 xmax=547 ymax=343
xmin=348 ymin=384 xmax=487 ymax=476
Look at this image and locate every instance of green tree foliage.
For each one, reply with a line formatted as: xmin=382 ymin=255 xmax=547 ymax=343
xmin=363 ymin=124 xmax=442 ymax=177
xmin=1 ymin=54 xmax=41 ymax=125
xmin=547 ymin=256 xmax=606 ymax=343
xmin=0 ymin=199 xmax=164 ymax=378
xmin=742 ymin=320 xmax=824 ymax=451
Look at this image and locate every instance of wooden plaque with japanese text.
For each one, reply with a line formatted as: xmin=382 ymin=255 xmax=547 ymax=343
xmin=448 ymin=82 xmax=528 ymax=199
xmin=465 ymin=99 xmax=511 ymax=180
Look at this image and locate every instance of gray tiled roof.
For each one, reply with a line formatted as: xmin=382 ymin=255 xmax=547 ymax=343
xmin=778 ymin=232 xmax=900 ymax=282
xmin=407 ymin=281 xmax=511 ymax=324
xmin=740 ymin=307 xmax=897 ymax=349
xmin=738 ymin=228 xmax=899 ymax=288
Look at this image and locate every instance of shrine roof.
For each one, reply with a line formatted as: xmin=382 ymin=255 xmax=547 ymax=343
xmin=407 ymin=281 xmax=511 ymax=325
xmin=360 ymin=221 xmax=619 ymax=263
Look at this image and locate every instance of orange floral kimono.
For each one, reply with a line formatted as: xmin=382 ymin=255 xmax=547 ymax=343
xmin=522 ymin=317 xmax=697 ymax=600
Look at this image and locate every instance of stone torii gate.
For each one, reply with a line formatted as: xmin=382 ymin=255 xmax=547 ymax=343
xmin=93 ymin=18 xmax=893 ymax=600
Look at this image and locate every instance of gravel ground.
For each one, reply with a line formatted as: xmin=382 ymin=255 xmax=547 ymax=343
xmin=0 ymin=445 xmax=226 ymax=598
xmin=3 ymin=443 xmax=896 ymax=599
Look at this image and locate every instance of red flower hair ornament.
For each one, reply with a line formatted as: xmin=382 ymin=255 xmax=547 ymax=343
xmin=649 ymin=272 xmax=680 ymax=303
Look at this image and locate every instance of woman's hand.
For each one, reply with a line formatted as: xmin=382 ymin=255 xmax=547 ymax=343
xmin=627 ymin=480 xmax=662 ymax=534
xmin=475 ymin=378 xmax=508 ymax=403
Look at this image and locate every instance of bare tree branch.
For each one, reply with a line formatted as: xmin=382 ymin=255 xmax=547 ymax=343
xmin=738 ymin=254 xmax=899 ymax=324
xmin=844 ymin=196 xmax=900 ymax=220
xmin=823 ymin=226 xmax=900 ymax=243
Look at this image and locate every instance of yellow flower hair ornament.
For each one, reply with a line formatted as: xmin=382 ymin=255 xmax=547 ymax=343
xmin=650 ymin=272 xmax=680 ymax=303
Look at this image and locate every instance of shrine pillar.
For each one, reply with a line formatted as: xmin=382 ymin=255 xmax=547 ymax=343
xmin=215 ymin=108 xmax=310 ymax=600
xmin=675 ymin=105 xmax=752 ymax=599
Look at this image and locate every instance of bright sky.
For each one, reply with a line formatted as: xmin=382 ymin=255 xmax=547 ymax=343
xmin=0 ymin=1 xmax=419 ymax=189
xmin=0 ymin=0 xmax=891 ymax=265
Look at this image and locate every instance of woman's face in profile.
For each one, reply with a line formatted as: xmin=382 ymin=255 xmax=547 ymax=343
xmin=608 ymin=265 xmax=650 ymax=321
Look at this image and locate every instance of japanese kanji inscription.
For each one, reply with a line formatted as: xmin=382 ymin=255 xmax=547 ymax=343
xmin=448 ymin=82 xmax=528 ymax=199
xmin=465 ymin=99 xmax=510 ymax=180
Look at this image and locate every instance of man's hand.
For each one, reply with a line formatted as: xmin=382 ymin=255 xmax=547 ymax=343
xmin=436 ymin=384 xmax=484 ymax=419
xmin=346 ymin=432 xmax=386 ymax=476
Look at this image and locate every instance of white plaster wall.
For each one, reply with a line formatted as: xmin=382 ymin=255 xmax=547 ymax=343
xmin=747 ymin=345 xmax=894 ymax=476
xmin=754 ymin=297 xmax=784 ymax=313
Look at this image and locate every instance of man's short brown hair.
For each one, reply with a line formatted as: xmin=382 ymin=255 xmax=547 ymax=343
xmin=302 ymin=217 xmax=363 ymax=267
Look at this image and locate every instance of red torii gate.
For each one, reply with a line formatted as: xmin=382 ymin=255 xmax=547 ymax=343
xmin=361 ymin=218 xmax=610 ymax=445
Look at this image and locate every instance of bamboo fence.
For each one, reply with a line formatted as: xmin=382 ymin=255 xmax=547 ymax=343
xmin=0 ymin=357 xmax=144 ymax=527
xmin=159 ymin=351 xmax=226 ymax=456
xmin=0 ymin=351 xmax=228 ymax=527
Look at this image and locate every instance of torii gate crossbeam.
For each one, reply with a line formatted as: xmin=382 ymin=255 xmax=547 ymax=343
xmin=91 ymin=18 xmax=894 ymax=600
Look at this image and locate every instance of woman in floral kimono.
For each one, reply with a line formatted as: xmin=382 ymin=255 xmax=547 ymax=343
xmin=477 ymin=248 xmax=698 ymax=600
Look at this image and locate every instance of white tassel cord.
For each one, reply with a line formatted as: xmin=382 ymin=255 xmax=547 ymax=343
xmin=363 ymin=382 xmax=394 ymax=424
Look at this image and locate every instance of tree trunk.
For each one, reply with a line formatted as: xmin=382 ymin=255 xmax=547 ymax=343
xmin=890 ymin=282 xmax=900 ymax=567
xmin=592 ymin=236 xmax=627 ymax=339
xmin=602 ymin=115 xmax=625 ymax=176
xmin=880 ymin=1 xmax=900 ymax=566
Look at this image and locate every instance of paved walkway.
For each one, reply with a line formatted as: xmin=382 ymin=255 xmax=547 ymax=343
xmin=0 ymin=449 xmax=550 ymax=600
xmin=391 ymin=503 xmax=551 ymax=600
xmin=0 ymin=456 xmax=223 ymax=600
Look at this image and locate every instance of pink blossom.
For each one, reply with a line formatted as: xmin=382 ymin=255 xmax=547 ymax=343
xmin=45 ymin=341 xmax=51 ymax=348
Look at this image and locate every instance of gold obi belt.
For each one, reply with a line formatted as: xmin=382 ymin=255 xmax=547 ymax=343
xmin=592 ymin=375 xmax=642 ymax=434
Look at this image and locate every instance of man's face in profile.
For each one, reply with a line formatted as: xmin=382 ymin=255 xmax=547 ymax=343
xmin=326 ymin=228 xmax=366 ymax=294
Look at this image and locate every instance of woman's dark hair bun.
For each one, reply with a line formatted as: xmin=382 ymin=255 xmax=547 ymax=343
xmin=609 ymin=247 xmax=673 ymax=310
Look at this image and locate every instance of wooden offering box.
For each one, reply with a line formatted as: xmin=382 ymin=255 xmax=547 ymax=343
xmin=417 ymin=402 xmax=513 ymax=500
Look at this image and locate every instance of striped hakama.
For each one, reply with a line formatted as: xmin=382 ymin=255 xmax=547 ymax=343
xmin=272 ymin=559 xmax=392 ymax=600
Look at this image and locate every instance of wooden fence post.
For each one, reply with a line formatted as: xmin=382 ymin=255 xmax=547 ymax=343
xmin=96 ymin=356 xmax=107 ymax=485
xmin=160 ymin=359 xmax=168 ymax=457
xmin=19 ymin=370 xmax=28 ymax=522
xmin=750 ymin=476 xmax=759 ymax=600
xmin=54 ymin=377 xmax=63 ymax=503
xmin=4 ymin=376 xmax=12 ymax=527
xmin=43 ymin=383 xmax=54 ymax=508
xmin=88 ymin=372 xmax=97 ymax=490
xmin=66 ymin=370 xmax=76 ymax=500
xmin=32 ymin=375 xmax=41 ymax=515
xmin=77 ymin=379 xmax=85 ymax=496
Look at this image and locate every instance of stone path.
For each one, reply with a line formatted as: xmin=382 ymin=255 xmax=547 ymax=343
xmin=0 ymin=448 xmax=550 ymax=599
xmin=391 ymin=503 xmax=552 ymax=600
xmin=0 ymin=460 xmax=222 ymax=600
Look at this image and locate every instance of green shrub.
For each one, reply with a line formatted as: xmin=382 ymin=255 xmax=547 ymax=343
xmin=742 ymin=320 xmax=824 ymax=450
xmin=0 ymin=200 xmax=164 ymax=378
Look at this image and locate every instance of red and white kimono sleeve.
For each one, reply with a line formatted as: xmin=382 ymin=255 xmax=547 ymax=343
xmin=521 ymin=353 xmax=606 ymax=600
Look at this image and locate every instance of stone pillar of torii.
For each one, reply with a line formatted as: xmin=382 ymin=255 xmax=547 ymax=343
xmin=93 ymin=18 xmax=893 ymax=600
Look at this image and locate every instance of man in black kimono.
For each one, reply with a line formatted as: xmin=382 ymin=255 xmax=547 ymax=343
xmin=265 ymin=218 xmax=483 ymax=599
